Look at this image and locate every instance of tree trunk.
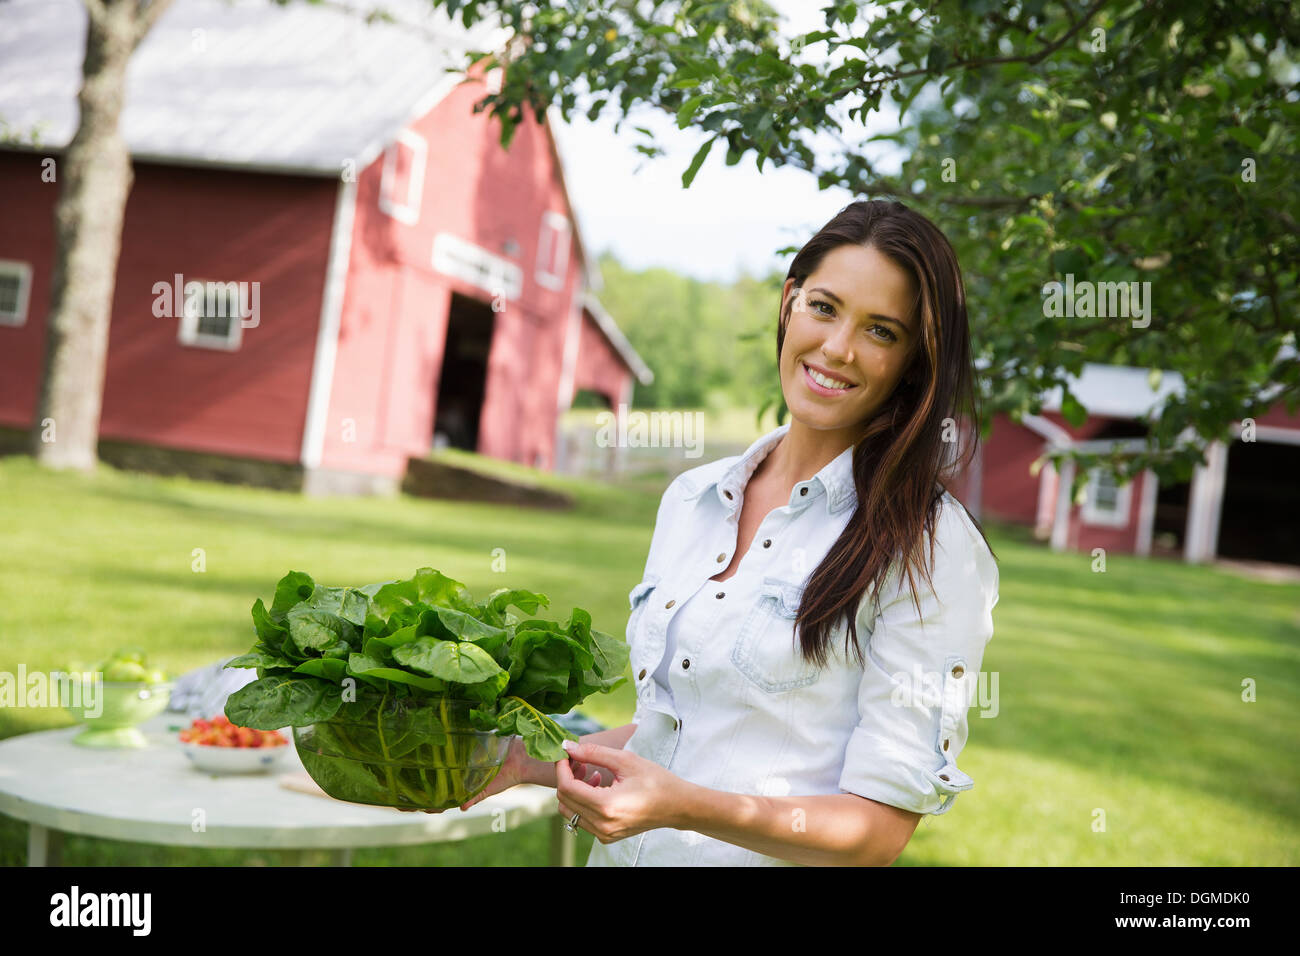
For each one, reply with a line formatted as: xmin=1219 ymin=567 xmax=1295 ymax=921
xmin=31 ymin=0 xmax=171 ymax=470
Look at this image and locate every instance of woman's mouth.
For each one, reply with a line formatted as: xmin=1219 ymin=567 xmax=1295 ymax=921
xmin=802 ymin=361 xmax=858 ymax=396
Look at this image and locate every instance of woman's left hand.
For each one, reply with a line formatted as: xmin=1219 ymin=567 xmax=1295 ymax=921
xmin=555 ymin=740 xmax=688 ymax=844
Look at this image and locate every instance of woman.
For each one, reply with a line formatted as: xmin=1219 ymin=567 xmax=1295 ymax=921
xmin=464 ymin=199 xmax=1000 ymax=866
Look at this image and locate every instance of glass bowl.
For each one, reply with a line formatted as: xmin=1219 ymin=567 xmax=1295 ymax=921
xmin=65 ymin=679 xmax=174 ymax=748
xmin=293 ymin=695 xmax=508 ymax=810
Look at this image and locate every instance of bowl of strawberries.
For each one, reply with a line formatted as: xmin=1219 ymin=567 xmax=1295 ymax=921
xmin=179 ymin=715 xmax=292 ymax=774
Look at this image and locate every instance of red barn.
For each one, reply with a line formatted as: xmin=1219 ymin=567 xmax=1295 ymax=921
xmin=947 ymin=360 xmax=1300 ymax=567
xmin=0 ymin=0 xmax=651 ymax=493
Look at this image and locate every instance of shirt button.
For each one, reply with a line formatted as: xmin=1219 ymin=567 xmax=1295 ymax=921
xmin=943 ymin=738 xmax=950 ymax=751
xmin=715 ymin=591 xmax=724 ymax=599
xmin=716 ymin=553 xmax=726 ymax=563
xmin=682 ymin=658 xmax=690 ymax=669
xmin=762 ymin=539 xmax=771 ymax=548
xmin=638 ymin=669 xmax=647 ymax=680
xmin=723 ymin=490 xmax=732 ymax=499
xmin=951 ymin=664 xmax=965 ymax=678
xmin=665 ymin=599 xmax=675 ymax=609
xmin=799 ymin=487 xmax=808 ymax=496
xmin=673 ymin=718 xmax=680 ymax=730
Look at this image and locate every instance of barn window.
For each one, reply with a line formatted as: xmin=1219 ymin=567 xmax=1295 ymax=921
xmin=177 ymin=280 xmax=244 ymax=351
xmin=0 ymin=259 xmax=32 ymax=326
xmin=535 ymin=210 xmax=570 ymax=291
xmin=1081 ymin=466 xmax=1132 ymax=527
xmin=379 ymin=129 xmax=427 ymax=225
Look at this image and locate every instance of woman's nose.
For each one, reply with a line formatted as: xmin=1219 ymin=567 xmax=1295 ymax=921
xmin=821 ymin=325 xmax=854 ymax=364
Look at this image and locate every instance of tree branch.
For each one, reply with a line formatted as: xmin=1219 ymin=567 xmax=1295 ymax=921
xmin=81 ymin=0 xmax=108 ymax=27
xmin=132 ymin=0 xmax=176 ymax=47
xmin=858 ymin=0 xmax=1111 ymax=93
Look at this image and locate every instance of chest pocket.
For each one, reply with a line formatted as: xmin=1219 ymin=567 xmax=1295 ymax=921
xmin=730 ymin=576 xmax=822 ymax=693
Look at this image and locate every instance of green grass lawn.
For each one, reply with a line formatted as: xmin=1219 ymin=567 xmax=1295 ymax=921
xmin=1 ymin=452 xmax=1297 ymax=866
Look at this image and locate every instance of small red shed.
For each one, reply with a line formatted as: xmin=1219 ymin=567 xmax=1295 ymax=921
xmin=947 ymin=359 xmax=1300 ymax=567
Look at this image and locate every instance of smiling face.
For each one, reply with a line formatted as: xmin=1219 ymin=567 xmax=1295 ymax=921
xmin=779 ymin=243 xmax=921 ymax=440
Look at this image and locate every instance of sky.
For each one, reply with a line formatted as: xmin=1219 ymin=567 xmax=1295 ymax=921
xmin=548 ymin=1 xmax=910 ymax=285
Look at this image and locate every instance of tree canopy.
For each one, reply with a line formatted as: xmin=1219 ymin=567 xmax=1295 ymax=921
xmin=436 ymin=0 xmax=1298 ymax=491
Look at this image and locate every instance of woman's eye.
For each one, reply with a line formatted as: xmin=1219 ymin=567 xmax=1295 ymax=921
xmin=811 ymin=299 xmax=834 ymax=316
xmin=870 ymin=324 xmax=898 ymax=342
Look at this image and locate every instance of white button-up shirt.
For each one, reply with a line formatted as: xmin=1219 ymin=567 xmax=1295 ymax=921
xmin=585 ymin=421 xmax=1000 ymax=867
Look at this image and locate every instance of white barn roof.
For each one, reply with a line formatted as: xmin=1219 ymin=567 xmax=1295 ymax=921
xmin=0 ymin=0 xmax=512 ymax=175
xmin=1039 ymin=363 xmax=1187 ymax=420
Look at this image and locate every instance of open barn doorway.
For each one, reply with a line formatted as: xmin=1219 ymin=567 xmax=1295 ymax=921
xmin=1218 ymin=438 xmax=1300 ymax=566
xmin=433 ymin=292 xmax=495 ymax=453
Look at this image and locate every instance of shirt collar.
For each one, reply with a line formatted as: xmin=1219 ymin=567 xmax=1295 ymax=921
xmin=681 ymin=422 xmax=858 ymax=515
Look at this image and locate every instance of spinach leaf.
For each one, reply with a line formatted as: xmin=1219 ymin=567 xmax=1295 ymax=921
xmin=270 ymin=571 xmax=315 ymax=622
xmin=226 ymin=650 xmax=296 ymax=674
xmin=225 ymin=674 xmax=343 ymax=729
xmin=286 ymin=607 xmax=358 ymax=656
xmin=346 ymin=653 xmax=448 ymax=693
xmin=392 ymin=637 xmax=505 ymax=684
xmin=492 ymin=696 xmax=576 ymax=762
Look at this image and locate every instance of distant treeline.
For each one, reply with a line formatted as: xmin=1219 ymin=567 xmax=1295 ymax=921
xmin=592 ymin=251 xmax=786 ymax=411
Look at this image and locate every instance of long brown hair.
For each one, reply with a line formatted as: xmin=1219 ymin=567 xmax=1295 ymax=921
xmin=778 ymin=199 xmax=997 ymax=670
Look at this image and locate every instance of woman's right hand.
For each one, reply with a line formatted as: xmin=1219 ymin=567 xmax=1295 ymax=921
xmin=400 ymin=735 xmax=606 ymax=814
xmin=456 ymin=735 xmax=531 ymax=811
xmin=459 ymin=735 xmax=605 ymax=811
xmin=399 ymin=736 xmax=531 ymax=814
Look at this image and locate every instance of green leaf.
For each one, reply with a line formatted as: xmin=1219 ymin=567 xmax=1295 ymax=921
xmin=286 ymin=607 xmax=358 ymax=656
xmin=250 ymin=600 xmax=291 ymax=655
xmin=270 ymin=571 xmax=315 ymax=621
xmin=346 ymin=653 xmax=448 ymax=693
xmin=460 ymin=669 xmax=511 ymax=705
xmin=425 ymin=607 xmax=509 ymax=652
xmin=412 ymin=567 xmax=470 ymax=606
xmin=226 ymin=651 xmax=294 ymax=672
xmin=1225 ymin=126 xmax=1262 ymax=150
xmin=493 ymin=696 xmax=577 ymax=762
xmin=676 ymin=94 xmax=706 ymax=129
xmin=682 ymin=135 xmax=717 ymax=188
xmin=508 ymin=628 xmax=591 ymax=702
xmin=484 ymin=588 xmax=550 ymax=620
xmin=224 ymin=675 xmax=344 ymax=729
xmin=1060 ymin=390 xmax=1088 ymax=427
xmin=585 ymin=628 xmax=631 ymax=687
xmin=392 ymin=637 xmax=506 ymax=684
xmin=293 ymin=658 xmax=349 ymax=682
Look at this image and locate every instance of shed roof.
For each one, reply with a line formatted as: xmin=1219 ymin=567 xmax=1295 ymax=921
xmin=0 ymin=0 xmax=511 ymax=176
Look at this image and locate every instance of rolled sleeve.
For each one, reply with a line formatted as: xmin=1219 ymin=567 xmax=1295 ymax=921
xmin=838 ymin=500 xmax=999 ymax=816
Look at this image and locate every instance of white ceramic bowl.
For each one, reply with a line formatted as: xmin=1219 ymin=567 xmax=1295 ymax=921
xmin=180 ymin=737 xmax=292 ymax=774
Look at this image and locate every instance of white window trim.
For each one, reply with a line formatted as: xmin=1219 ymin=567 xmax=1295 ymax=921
xmin=378 ymin=129 xmax=427 ymax=226
xmin=177 ymin=279 xmax=244 ymax=351
xmin=1080 ymin=466 xmax=1132 ymax=527
xmin=0 ymin=259 xmax=32 ymax=326
xmin=535 ymin=210 xmax=570 ymax=291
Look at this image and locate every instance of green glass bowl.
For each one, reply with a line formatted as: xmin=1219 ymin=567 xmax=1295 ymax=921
xmin=65 ymin=680 xmax=174 ymax=748
xmin=293 ymin=695 xmax=509 ymax=810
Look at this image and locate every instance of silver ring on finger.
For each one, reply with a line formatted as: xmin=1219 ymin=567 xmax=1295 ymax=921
xmin=564 ymin=811 xmax=581 ymax=833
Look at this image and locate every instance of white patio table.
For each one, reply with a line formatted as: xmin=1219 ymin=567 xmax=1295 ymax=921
xmin=0 ymin=712 xmax=576 ymax=866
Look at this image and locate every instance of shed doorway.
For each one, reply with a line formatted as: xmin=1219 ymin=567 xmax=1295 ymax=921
xmin=1217 ymin=438 xmax=1300 ymax=566
xmin=433 ymin=292 xmax=495 ymax=453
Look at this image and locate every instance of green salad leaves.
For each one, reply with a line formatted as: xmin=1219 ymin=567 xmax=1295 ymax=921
xmin=224 ymin=568 xmax=628 ymax=762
